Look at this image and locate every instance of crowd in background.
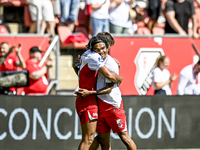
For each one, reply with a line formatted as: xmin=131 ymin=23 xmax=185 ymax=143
xmin=1 ymin=0 xmax=200 ymax=38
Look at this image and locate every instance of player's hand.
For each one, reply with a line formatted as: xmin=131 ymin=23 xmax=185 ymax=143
xmin=73 ymin=55 xmax=81 ymax=68
xmin=75 ymin=88 xmax=91 ymax=98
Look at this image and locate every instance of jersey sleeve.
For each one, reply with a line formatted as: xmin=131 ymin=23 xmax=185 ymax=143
xmin=105 ymin=57 xmax=119 ymax=83
xmin=88 ymin=53 xmax=104 ymax=71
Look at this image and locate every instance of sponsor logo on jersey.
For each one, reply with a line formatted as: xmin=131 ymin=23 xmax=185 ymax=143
xmin=98 ymin=57 xmax=104 ymax=62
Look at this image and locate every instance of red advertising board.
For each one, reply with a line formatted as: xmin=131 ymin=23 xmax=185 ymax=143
xmin=110 ymin=36 xmax=199 ymax=95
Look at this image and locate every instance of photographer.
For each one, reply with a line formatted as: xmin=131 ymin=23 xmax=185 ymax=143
xmin=24 ymin=46 xmax=53 ymax=95
xmin=0 ymin=42 xmax=26 ymax=95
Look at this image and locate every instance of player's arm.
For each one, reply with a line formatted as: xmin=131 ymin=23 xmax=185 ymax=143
xmin=75 ymin=82 xmax=115 ymax=98
xmin=98 ymin=65 xmax=122 ymax=83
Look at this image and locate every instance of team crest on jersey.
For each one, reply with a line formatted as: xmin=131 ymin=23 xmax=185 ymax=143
xmin=98 ymin=57 xmax=104 ymax=62
xmin=134 ymin=48 xmax=164 ymax=95
xmin=116 ymin=119 xmax=123 ymax=129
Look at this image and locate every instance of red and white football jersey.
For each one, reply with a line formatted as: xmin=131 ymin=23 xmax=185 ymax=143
xmin=76 ymin=50 xmax=104 ymax=108
xmin=97 ymin=55 xmax=123 ymax=113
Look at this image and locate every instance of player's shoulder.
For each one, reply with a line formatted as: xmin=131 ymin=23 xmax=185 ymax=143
xmin=105 ymin=55 xmax=119 ymax=69
xmin=106 ymin=55 xmax=116 ymax=63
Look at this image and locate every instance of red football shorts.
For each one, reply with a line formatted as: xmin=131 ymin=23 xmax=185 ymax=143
xmin=77 ymin=107 xmax=98 ymax=125
xmin=97 ymin=112 xmax=127 ymax=134
xmin=76 ymin=96 xmax=98 ymax=125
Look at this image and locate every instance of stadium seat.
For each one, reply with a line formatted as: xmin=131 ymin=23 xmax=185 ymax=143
xmin=75 ymin=26 xmax=88 ymax=38
xmin=57 ymin=25 xmax=72 ymax=46
xmin=57 ymin=25 xmax=88 ymax=49
xmin=0 ymin=25 xmax=9 ymax=34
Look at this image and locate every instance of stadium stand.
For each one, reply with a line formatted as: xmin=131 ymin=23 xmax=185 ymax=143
xmin=57 ymin=25 xmax=89 ymax=49
xmin=0 ymin=25 xmax=9 ymax=34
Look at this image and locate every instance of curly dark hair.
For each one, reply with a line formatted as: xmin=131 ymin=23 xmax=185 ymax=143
xmin=97 ymin=32 xmax=115 ymax=47
xmin=86 ymin=35 xmax=109 ymax=51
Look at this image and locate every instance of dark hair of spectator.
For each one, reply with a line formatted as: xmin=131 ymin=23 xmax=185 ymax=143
xmin=0 ymin=42 xmax=10 ymax=49
xmin=155 ymin=55 xmax=168 ymax=68
xmin=86 ymin=35 xmax=109 ymax=51
xmin=97 ymin=32 xmax=115 ymax=47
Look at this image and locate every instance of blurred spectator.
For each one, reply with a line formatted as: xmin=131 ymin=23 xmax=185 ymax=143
xmin=177 ymin=60 xmax=200 ymax=95
xmin=27 ymin=0 xmax=55 ymax=35
xmin=0 ymin=42 xmax=26 ymax=94
xmin=147 ymin=0 xmax=162 ymax=33
xmin=54 ymin=0 xmax=61 ymax=22
xmin=109 ymin=0 xmax=135 ymax=34
xmin=129 ymin=1 xmax=150 ymax=34
xmin=24 ymin=46 xmax=53 ymax=95
xmin=164 ymin=0 xmax=199 ymax=38
xmin=60 ymin=0 xmax=80 ymax=32
xmin=152 ymin=56 xmax=178 ymax=95
xmin=90 ymin=0 xmax=110 ymax=36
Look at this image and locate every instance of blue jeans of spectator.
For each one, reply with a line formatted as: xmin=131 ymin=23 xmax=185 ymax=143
xmin=60 ymin=0 xmax=80 ymax=23
xmin=91 ymin=17 xmax=109 ymax=36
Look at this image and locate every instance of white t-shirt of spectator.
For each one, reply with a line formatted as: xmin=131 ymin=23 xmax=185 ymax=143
xmin=152 ymin=67 xmax=172 ymax=95
xmin=90 ymin=0 xmax=110 ymax=19
xmin=177 ymin=64 xmax=200 ymax=95
xmin=109 ymin=1 xmax=132 ymax=28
